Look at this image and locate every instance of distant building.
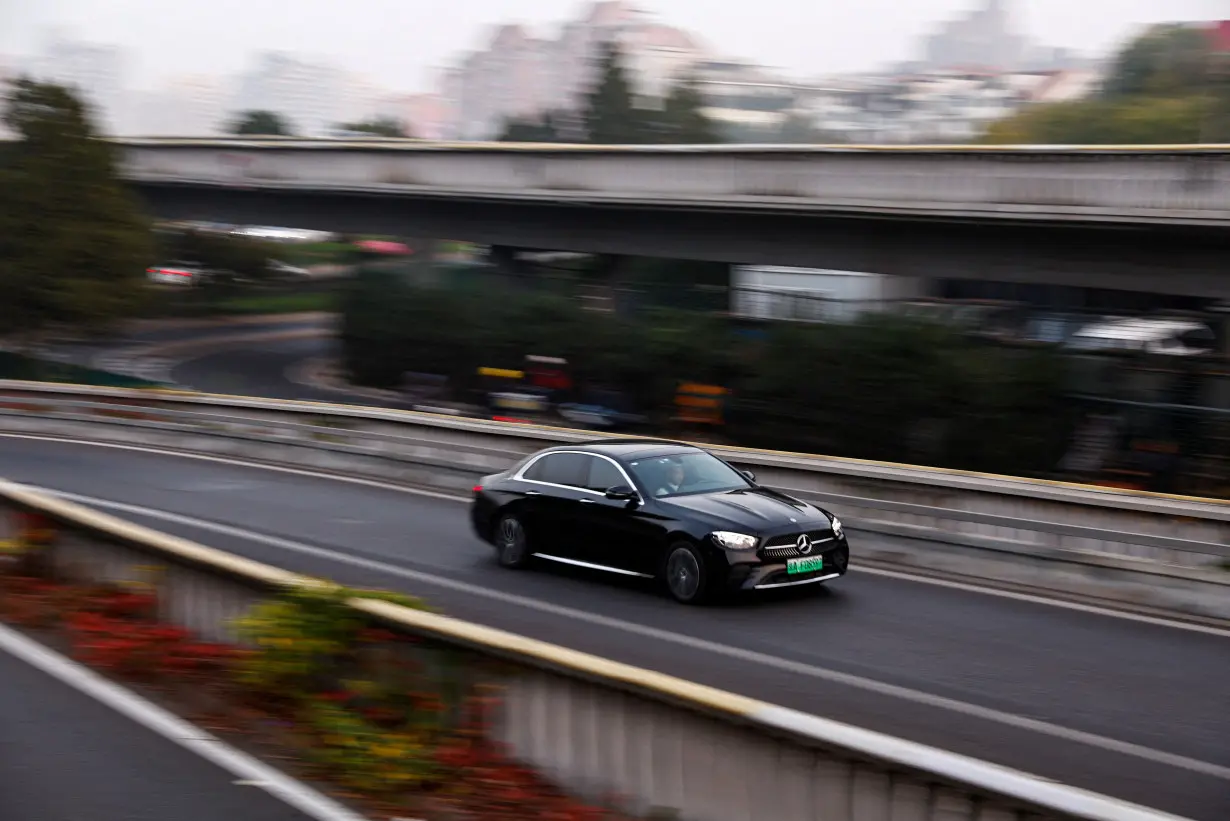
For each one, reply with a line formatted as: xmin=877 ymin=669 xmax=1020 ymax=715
xmin=692 ymin=60 xmax=800 ymax=141
xmin=121 ymin=75 xmax=226 ymax=136
xmin=25 ymin=31 xmax=127 ymax=134
xmin=920 ymin=0 xmax=1084 ymax=73
xmin=231 ymin=52 xmax=347 ymax=137
xmin=446 ymin=1 xmax=706 ymax=140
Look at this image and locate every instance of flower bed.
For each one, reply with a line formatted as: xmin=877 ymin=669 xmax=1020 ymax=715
xmin=0 ymin=554 xmax=644 ymax=821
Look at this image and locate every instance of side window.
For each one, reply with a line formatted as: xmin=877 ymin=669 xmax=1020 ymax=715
xmin=523 ymin=453 xmax=588 ymax=488
xmin=585 ymin=457 xmax=625 ymax=492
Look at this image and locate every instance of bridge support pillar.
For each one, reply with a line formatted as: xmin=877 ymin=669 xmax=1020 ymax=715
xmin=488 ymin=245 xmax=539 ymax=289
xmin=591 ymin=254 xmax=634 ymax=316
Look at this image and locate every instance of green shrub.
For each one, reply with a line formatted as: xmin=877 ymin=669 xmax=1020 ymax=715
xmin=338 ymin=275 xmax=1073 ymax=477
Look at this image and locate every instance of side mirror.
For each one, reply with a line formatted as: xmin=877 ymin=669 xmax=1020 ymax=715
xmin=604 ymin=484 xmax=638 ymax=501
xmin=739 ymin=469 xmax=756 ymax=483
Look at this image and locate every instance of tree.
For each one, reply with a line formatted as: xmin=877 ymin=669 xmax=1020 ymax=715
xmin=1102 ymin=24 xmax=1213 ymax=100
xmin=584 ymin=41 xmax=646 ymax=144
xmin=982 ymin=23 xmax=1227 ymax=144
xmin=652 ymin=75 xmax=722 ymax=144
xmin=336 ymin=117 xmax=410 ymax=138
xmin=499 ymin=112 xmax=566 ymax=143
xmin=229 ymin=110 xmax=293 ymax=136
xmin=0 ymin=79 xmax=153 ymax=339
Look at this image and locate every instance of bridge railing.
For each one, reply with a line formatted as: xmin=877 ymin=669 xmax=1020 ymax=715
xmin=0 ymin=476 xmax=1188 ymax=821
xmin=0 ymin=381 xmax=1226 ymax=620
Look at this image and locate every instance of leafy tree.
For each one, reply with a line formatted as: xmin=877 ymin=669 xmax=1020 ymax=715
xmin=1102 ymin=24 xmax=1213 ymax=99
xmin=229 ymin=110 xmax=294 ymax=136
xmin=652 ymin=75 xmax=722 ymax=144
xmin=584 ymin=41 xmax=646 ymax=144
xmin=336 ymin=117 xmax=410 ymax=138
xmin=0 ymin=79 xmax=153 ymax=339
xmin=499 ymin=112 xmax=566 ymax=143
xmin=983 ymin=95 xmax=1208 ymax=144
xmin=983 ymin=23 xmax=1227 ymax=143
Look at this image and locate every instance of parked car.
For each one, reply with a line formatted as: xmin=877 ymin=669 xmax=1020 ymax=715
xmin=268 ymin=260 xmax=311 ymax=279
xmin=146 ymin=261 xmax=205 ymax=286
xmin=470 ymin=439 xmax=849 ymax=603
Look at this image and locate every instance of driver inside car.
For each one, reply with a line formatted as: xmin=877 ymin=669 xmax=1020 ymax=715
xmin=654 ymin=459 xmax=686 ymax=497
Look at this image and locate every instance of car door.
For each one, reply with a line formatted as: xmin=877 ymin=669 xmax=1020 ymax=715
xmin=573 ymin=455 xmax=664 ymax=576
xmin=518 ymin=452 xmax=592 ymax=560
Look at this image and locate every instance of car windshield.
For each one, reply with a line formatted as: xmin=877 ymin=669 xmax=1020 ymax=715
xmin=626 ymin=450 xmax=751 ymax=498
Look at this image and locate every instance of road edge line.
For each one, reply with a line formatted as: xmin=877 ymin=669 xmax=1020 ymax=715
xmin=0 ymin=620 xmax=370 ymax=821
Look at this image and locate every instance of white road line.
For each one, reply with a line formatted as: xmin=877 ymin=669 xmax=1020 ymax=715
xmin=0 ymin=621 xmax=367 ymax=821
xmin=19 ymin=479 xmax=1230 ymax=782
xmin=1 ymin=431 xmax=1225 ymax=636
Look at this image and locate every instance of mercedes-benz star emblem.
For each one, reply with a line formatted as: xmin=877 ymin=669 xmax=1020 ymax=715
xmin=796 ymin=534 xmax=812 ymax=555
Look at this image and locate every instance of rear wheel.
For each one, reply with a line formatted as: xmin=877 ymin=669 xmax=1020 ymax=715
xmin=664 ymin=542 xmax=710 ymax=604
xmin=495 ymin=514 xmax=531 ymax=569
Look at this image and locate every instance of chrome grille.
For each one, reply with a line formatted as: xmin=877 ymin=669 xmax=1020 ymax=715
xmin=762 ymin=532 xmax=835 ymax=559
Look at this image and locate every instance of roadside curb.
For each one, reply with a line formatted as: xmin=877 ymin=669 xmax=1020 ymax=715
xmin=124 ymin=311 xmax=335 ymax=335
xmin=98 ymin=325 xmax=333 ymax=386
xmin=284 ymin=357 xmax=405 ymax=403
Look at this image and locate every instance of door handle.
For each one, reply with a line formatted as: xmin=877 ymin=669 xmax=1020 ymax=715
xmin=525 ymin=491 xmax=541 ymax=496
xmin=578 ymin=498 xmax=596 ymax=504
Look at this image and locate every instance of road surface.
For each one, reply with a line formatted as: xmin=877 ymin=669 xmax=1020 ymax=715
xmin=1 ymin=435 xmax=1226 ymax=819
xmin=0 ymin=633 xmax=330 ymax=821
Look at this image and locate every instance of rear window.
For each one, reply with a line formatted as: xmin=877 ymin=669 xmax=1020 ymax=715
xmin=585 ymin=456 xmax=626 ymax=491
xmin=523 ymin=452 xmax=589 ymax=487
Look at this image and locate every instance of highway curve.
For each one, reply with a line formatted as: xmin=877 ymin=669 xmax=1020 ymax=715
xmin=2 ymin=435 xmax=1227 ymax=820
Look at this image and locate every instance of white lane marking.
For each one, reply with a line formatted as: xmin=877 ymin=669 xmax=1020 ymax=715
xmin=0 ymin=433 xmax=466 ymax=502
xmin=21 ymin=482 xmax=1230 ymax=782
xmin=1 ymin=432 xmax=1225 ymax=636
xmin=0 ymin=621 xmax=367 ymax=821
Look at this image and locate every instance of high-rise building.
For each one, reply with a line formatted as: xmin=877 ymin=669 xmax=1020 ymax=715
xmin=231 ymin=52 xmax=346 ymax=136
xmin=446 ymin=1 xmax=707 ymax=140
xmin=26 ymin=32 xmax=128 ymax=133
xmin=922 ymin=0 xmax=1027 ymax=71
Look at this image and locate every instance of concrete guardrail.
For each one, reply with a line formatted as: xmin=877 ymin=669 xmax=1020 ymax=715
xmin=111 ymin=138 xmax=1230 ymax=227
xmin=0 ymin=476 xmax=1193 ymax=821
xmin=0 ymin=380 xmax=1226 ymax=621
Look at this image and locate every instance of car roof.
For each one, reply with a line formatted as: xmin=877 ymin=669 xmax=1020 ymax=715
xmin=545 ymin=438 xmax=699 ymax=460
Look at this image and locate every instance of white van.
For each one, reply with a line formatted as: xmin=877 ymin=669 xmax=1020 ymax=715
xmin=1065 ymin=318 xmax=1216 ymax=357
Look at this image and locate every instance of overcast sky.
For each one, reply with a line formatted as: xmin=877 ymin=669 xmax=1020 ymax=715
xmin=1 ymin=0 xmax=1223 ymax=91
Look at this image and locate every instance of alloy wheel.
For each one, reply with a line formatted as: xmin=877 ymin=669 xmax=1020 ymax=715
xmin=497 ymin=516 xmax=529 ymax=568
xmin=666 ymin=546 xmax=702 ymax=602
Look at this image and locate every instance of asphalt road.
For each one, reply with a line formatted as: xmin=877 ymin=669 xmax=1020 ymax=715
xmin=2 ymin=436 xmax=1227 ymax=819
xmin=32 ymin=317 xmax=329 ymax=368
xmin=0 ymin=634 xmax=321 ymax=821
xmin=170 ymin=335 xmax=375 ymax=406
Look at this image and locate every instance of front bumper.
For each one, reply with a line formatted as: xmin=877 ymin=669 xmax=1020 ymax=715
xmin=721 ymin=539 xmax=850 ymax=591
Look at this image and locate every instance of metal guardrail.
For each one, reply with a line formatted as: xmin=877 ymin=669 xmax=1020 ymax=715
xmin=0 ymin=382 xmax=1224 ymax=562
xmin=2 ymin=395 xmax=1227 ymax=564
xmin=0 ymin=477 xmax=1191 ymax=821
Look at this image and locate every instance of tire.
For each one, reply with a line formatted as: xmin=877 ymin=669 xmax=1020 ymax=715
xmin=494 ymin=514 xmax=531 ymax=569
xmin=664 ymin=542 xmax=710 ymax=604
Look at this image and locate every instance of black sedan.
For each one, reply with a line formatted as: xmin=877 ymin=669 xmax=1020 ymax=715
xmin=470 ymin=439 xmax=849 ymax=603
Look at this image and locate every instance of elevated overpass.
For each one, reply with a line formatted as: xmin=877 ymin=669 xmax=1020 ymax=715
xmin=116 ymin=139 xmax=1230 ymax=298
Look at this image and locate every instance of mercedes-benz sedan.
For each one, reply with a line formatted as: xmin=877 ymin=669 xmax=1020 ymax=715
xmin=470 ymin=439 xmax=849 ymax=604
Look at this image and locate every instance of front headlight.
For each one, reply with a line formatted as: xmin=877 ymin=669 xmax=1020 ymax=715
xmin=711 ymin=531 xmax=758 ymax=551
xmin=829 ymin=515 xmax=844 ymax=538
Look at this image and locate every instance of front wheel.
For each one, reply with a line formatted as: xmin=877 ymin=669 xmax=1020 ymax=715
xmin=664 ymin=542 xmax=710 ymax=604
xmin=494 ymin=514 xmax=531 ymax=569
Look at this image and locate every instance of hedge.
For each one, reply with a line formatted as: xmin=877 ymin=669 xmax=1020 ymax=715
xmin=339 ymin=268 xmax=1075 ymax=478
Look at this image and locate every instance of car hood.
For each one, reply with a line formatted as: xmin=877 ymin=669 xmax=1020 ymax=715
xmin=662 ymin=487 xmax=830 ymax=532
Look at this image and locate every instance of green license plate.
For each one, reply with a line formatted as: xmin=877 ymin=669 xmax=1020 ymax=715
xmin=786 ymin=555 xmax=824 ymax=575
